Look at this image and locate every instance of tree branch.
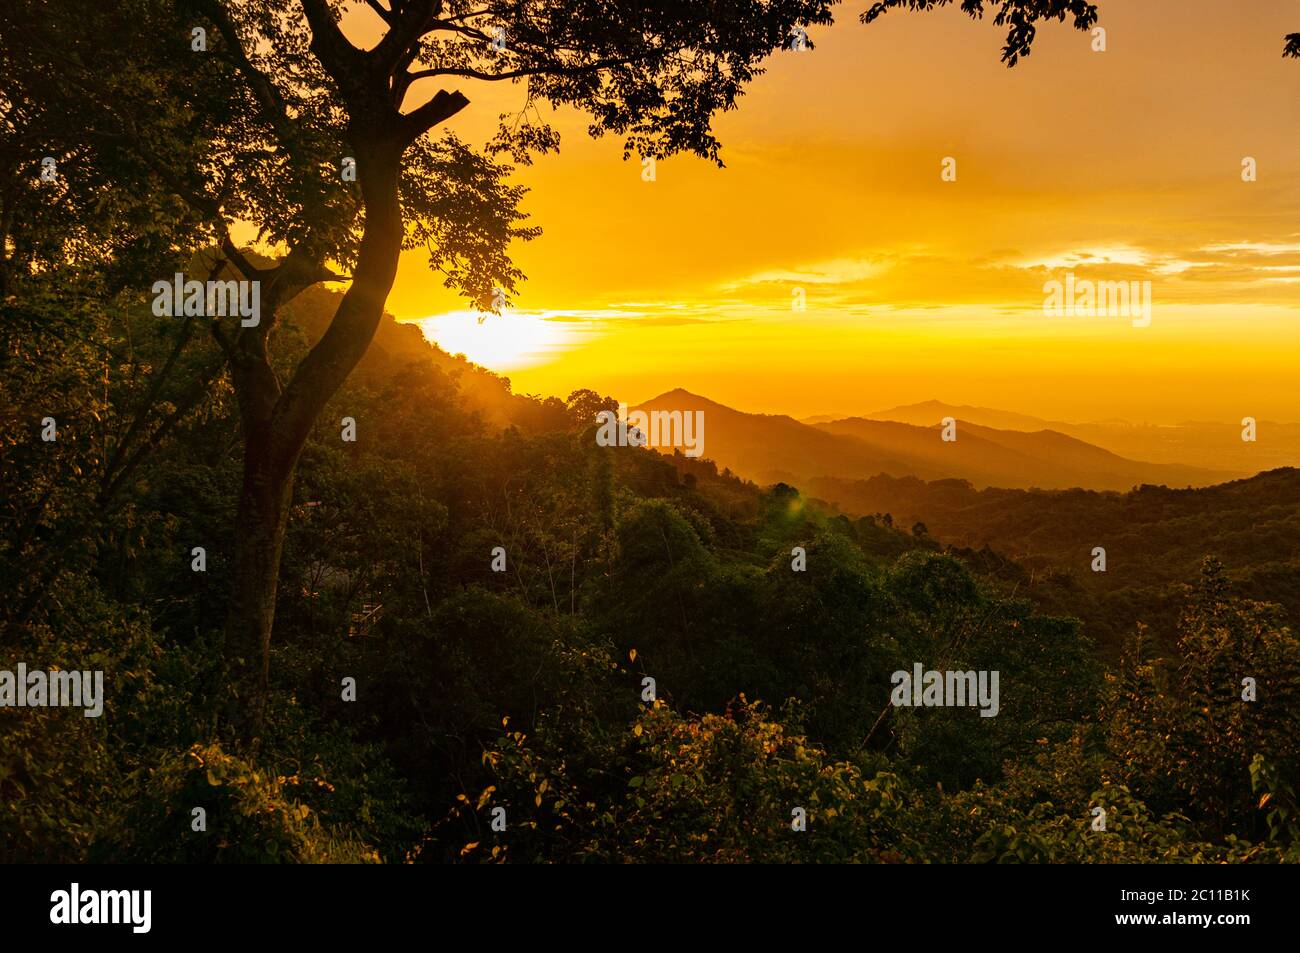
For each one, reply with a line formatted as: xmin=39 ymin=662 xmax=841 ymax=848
xmin=370 ymin=0 xmax=442 ymax=76
xmin=365 ymin=0 xmax=396 ymax=26
xmin=210 ymin=318 xmax=237 ymax=361
xmin=299 ymin=0 xmax=366 ymax=86
xmin=408 ymin=55 xmax=642 ymax=84
xmin=102 ymin=251 xmax=228 ymax=490
xmin=401 ymin=88 xmax=470 ymax=140
xmin=99 ymin=356 xmax=230 ymax=507
xmin=195 ymin=0 xmax=296 ymax=143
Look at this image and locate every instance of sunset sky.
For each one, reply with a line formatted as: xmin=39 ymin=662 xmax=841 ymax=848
xmin=349 ymin=0 xmax=1300 ymax=424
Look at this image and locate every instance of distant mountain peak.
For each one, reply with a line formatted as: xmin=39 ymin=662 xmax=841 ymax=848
xmin=639 ymin=387 xmax=711 ymax=405
xmin=634 ymin=389 xmax=798 ymax=423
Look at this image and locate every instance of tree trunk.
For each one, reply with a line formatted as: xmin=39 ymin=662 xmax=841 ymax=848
xmin=222 ymin=140 xmax=404 ymax=743
xmin=223 ymin=428 xmax=297 ymax=740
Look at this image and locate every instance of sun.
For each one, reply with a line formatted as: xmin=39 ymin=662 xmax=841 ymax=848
xmin=410 ymin=310 xmax=583 ymax=371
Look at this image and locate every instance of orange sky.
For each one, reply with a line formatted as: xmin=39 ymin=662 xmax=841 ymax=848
xmin=348 ymin=0 xmax=1300 ymax=424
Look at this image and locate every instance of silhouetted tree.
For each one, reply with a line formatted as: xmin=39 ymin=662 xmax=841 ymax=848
xmin=1 ymin=0 xmax=840 ymax=739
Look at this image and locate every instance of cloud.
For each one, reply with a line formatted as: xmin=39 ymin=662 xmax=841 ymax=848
xmin=539 ymin=306 xmax=731 ymax=326
xmin=1007 ymin=246 xmax=1154 ymax=270
xmin=720 ymin=257 xmax=888 ymax=290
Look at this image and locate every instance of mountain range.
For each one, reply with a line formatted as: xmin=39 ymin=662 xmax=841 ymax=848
xmin=831 ymin=399 xmax=1300 ymax=474
xmin=632 ymin=389 xmax=1246 ymax=492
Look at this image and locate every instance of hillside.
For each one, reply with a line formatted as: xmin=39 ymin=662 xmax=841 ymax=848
xmin=806 ymin=468 xmax=1300 ymax=651
xmin=280 ymin=286 xmax=539 ymax=429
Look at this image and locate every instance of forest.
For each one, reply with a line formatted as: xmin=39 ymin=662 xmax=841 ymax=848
xmin=808 ymin=469 xmax=1300 ymax=654
xmin=2 ymin=0 xmax=1299 ymax=864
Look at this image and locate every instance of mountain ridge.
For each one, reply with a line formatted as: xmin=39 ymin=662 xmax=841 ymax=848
xmin=632 ymin=389 xmax=1243 ymax=491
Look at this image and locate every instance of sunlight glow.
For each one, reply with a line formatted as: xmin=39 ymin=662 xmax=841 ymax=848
xmin=411 ymin=310 xmax=584 ymax=370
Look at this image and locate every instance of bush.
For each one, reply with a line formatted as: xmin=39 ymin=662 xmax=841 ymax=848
xmin=92 ymin=743 xmax=379 ymax=863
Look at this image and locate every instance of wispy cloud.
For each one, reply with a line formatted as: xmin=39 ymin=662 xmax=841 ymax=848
xmin=721 ymin=257 xmax=888 ymax=290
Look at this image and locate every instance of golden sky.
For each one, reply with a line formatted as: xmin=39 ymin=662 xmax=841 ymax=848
xmin=351 ymin=0 xmax=1300 ymax=424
